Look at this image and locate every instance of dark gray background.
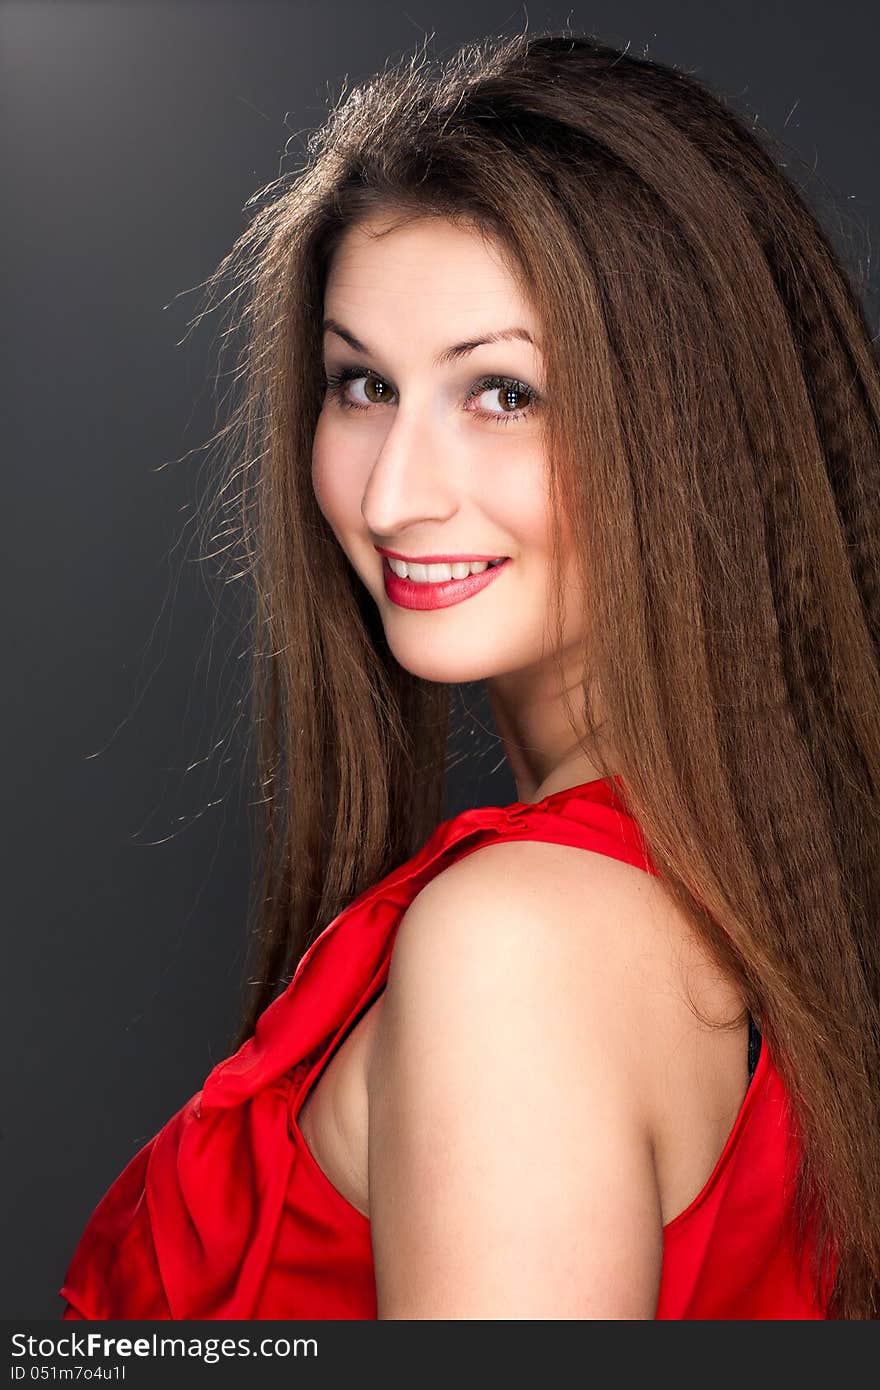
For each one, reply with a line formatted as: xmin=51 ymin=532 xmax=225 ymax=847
xmin=3 ymin=0 xmax=878 ymax=1319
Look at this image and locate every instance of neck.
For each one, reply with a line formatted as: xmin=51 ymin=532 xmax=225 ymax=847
xmin=484 ymin=656 xmax=611 ymax=804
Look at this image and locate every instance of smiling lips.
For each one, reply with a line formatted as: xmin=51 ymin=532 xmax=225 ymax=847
xmin=385 ymin=556 xmax=505 ymax=582
xmin=381 ymin=554 xmax=511 ymax=610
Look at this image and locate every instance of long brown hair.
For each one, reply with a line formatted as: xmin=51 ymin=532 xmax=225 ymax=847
xmin=195 ymin=27 xmax=880 ymax=1317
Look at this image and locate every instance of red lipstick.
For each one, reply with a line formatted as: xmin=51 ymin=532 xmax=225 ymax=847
xmin=381 ymin=555 xmax=511 ymax=611
xmin=375 ymin=546 xmax=506 ymax=564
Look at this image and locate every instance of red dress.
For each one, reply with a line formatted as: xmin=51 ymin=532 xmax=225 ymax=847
xmin=60 ymin=775 xmax=829 ymax=1319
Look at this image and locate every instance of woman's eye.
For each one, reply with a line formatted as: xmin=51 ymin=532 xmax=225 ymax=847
xmin=322 ymin=368 xmax=539 ymax=426
xmin=467 ymin=378 xmax=536 ymax=422
xmin=321 ymin=370 xmax=391 ymax=409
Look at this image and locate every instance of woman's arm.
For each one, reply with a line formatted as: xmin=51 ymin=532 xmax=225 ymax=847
xmin=367 ymin=840 xmax=665 ymax=1319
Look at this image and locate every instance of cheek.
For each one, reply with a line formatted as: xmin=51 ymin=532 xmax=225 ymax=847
xmin=311 ymin=416 xmax=359 ymax=533
xmin=483 ymin=456 xmax=553 ymax=553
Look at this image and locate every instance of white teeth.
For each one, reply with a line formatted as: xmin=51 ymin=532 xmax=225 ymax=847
xmin=387 ymin=557 xmax=505 ymax=583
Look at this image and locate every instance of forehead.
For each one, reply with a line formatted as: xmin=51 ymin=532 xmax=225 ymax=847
xmin=323 ymin=214 xmax=539 ymax=333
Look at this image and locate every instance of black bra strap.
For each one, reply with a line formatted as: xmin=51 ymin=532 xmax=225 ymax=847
xmin=747 ymin=1012 xmax=763 ymax=1080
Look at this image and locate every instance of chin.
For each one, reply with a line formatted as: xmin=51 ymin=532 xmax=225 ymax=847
xmin=381 ymin=627 xmax=525 ymax=685
xmin=386 ymin=646 xmax=492 ymax=685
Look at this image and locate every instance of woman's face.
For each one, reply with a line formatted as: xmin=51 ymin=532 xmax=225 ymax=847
xmin=311 ymin=213 xmax=585 ymax=686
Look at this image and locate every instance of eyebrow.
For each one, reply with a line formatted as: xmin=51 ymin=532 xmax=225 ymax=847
xmin=322 ymin=318 xmax=536 ymax=368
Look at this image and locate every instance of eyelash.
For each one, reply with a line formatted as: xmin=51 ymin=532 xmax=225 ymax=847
xmin=322 ymin=366 xmax=540 ymax=427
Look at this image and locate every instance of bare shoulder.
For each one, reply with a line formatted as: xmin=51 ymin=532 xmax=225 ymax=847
xmin=381 ymin=835 xmax=736 ymax=1086
xmin=365 ymin=837 xmax=700 ymax=1318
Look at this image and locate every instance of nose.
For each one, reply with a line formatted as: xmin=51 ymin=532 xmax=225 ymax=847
xmin=360 ymin=401 xmax=460 ymax=538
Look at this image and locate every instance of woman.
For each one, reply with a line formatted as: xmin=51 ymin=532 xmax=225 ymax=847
xmin=60 ymin=27 xmax=880 ymax=1319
